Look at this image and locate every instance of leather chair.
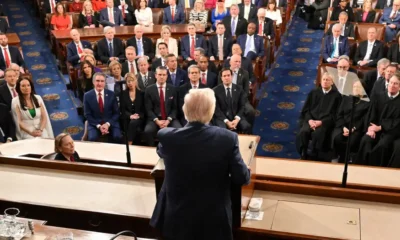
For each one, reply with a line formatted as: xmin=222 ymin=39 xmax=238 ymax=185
xmin=41 ymin=152 xmax=58 ymax=160
xmin=355 ymin=23 xmax=385 ymax=42
xmin=374 ymin=9 xmax=383 ymax=23
xmin=71 ymin=12 xmax=80 ymax=28
xmin=151 ymin=8 xmax=164 ymax=25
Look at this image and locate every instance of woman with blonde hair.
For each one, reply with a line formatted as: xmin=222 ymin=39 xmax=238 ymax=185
xmin=54 ymin=133 xmax=81 ymax=162
xmin=79 ymin=1 xmax=100 ymax=28
xmin=189 ymin=0 xmax=208 ymax=27
xmin=355 ymin=0 xmax=376 ymax=23
xmin=211 ymin=0 xmax=229 ymax=30
xmin=155 ymin=25 xmax=178 ymax=58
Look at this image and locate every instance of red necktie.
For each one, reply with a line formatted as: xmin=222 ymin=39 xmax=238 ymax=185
xmin=11 ymin=88 xmax=17 ymax=98
xmin=98 ymin=92 xmax=104 ymax=113
xmin=130 ymin=62 xmax=135 ymax=73
xmin=50 ymin=0 xmax=55 ymax=13
xmin=3 ymin=48 xmax=10 ymax=68
xmin=77 ymin=44 xmax=83 ymax=54
xmin=122 ymin=5 xmax=125 ymax=18
xmin=259 ymin=23 xmax=263 ymax=35
xmin=159 ymin=86 xmax=167 ymax=120
xmin=70 ymin=156 xmax=75 ymax=162
xmin=201 ymin=73 xmax=206 ymax=85
xmin=190 ymin=37 xmax=195 ymax=59
xmin=171 ymin=7 xmax=175 ymax=21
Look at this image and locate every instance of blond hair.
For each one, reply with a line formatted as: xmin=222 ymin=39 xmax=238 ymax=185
xmin=183 ymin=88 xmax=216 ymax=124
xmin=54 ymin=133 xmax=71 ymax=153
xmin=82 ymin=0 xmax=94 ymax=15
xmin=124 ymin=72 xmax=141 ymax=91
xmin=160 ymin=25 xmax=172 ymax=37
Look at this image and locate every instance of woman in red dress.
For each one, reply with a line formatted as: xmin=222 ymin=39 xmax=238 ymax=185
xmin=51 ymin=3 xmax=72 ymax=30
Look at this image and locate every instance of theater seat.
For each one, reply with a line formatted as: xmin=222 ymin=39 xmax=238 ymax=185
xmin=71 ymin=12 xmax=80 ymax=28
xmin=152 ymin=8 xmax=164 ymax=25
xmin=41 ymin=152 xmax=58 ymax=160
xmin=355 ymin=23 xmax=385 ymax=42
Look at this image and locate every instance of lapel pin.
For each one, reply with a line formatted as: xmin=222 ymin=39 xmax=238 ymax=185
xmin=106 ymin=94 xmax=108 ymax=97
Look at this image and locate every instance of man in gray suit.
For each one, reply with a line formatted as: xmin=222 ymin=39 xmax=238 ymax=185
xmin=136 ymin=57 xmax=155 ymax=90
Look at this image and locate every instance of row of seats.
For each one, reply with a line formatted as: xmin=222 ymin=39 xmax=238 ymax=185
xmin=324 ymin=22 xmax=385 ymax=42
xmin=327 ymin=8 xmax=384 ymax=23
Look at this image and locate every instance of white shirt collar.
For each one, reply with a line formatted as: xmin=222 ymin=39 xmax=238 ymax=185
xmin=368 ymin=40 xmax=375 ymax=45
xmin=169 ymin=69 xmax=176 ymax=74
xmin=156 ymin=83 xmax=165 ymax=88
xmin=1 ymin=45 xmax=8 ymax=50
xmin=97 ymin=89 xmax=105 ymax=96
xmin=201 ymin=70 xmax=207 ymax=75
xmin=7 ymin=83 xmax=15 ymax=90
xmin=323 ymin=87 xmax=332 ymax=94
xmin=389 ymin=92 xmax=400 ymax=98
xmin=224 ymin=83 xmax=233 ymax=90
xmin=190 ymin=81 xmax=199 ymax=88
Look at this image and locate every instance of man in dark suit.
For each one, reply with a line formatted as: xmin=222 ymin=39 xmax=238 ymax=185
xmin=163 ymin=0 xmax=185 ymax=24
xmin=0 ymin=69 xmax=18 ymax=110
xmin=208 ymin=23 xmax=233 ymax=61
xmin=126 ymin=25 xmax=155 ymax=60
xmin=136 ymin=57 xmax=156 ymax=89
xmin=363 ymin=58 xmax=390 ymax=95
xmin=166 ymin=54 xmax=188 ymax=87
xmin=144 ymin=66 xmax=182 ymax=146
xmin=239 ymin=0 xmax=257 ymax=22
xmin=0 ymin=17 xmax=8 ymax=33
xmin=180 ymin=23 xmax=207 ymax=61
xmin=224 ymin=44 xmax=255 ymax=83
xmin=222 ymin=4 xmax=248 ymax=36
xmin=214 ymin=68 xmax=252 ymax=133
xmin=83 ymin=72 xmax=122 ymax=143
xmin=151 ymin=42 xmax=168 ymax=72
xmin=43 ymin=0 xmax=59 ymax=13
xmin=121 ymin=46 xmax=138 ymax=76
xmin=114 ymin=0 xmax=135 ymax=25
xmin=0 ymin=33 xmax=25 ymax=76
xmin=379 ymin=1 xmax=400 ymax=42
xmin=186 ymin=47 xmax=218 ymax=73
xmin=370 ymin=63 xmax=397 ymax=100
xmin=354 ymin=27 xmax=384 ymax=67
xmin=99 ymin=0 xmax=125 ymax=26
xmin=66 ymin=29 xmax=92 ymax=68
xmin=96 ymin=26 xmax=125 ymax=64
xmin=376 ymin=0 xmax=393 ymax=8
xmin=255 ymin=8 xmax=274 ymax=39
xmin=198 ymin=55 xmax=218 ymax=88
xmin=322 ymin=23 xmax=349 ymax=63
xmin=236 ymin=22 xmax=265 ymax=61
xmin=178 ymin=0 xmax=195 ymax=8
xmin=326 ymin=15 xmax=355 ymax=39
xmin=150 ymin=87 xmax=250 ymax=240
xmin=0 ymin=103 xmax=16 ymax=143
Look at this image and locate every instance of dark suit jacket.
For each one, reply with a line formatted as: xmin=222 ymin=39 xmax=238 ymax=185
xmin=186 ymin=60 xmax=217 ymax=74
xmin=387 ymin=43 xmax=400 ymax=63
xmin=55 ymin=151 xmax=81 ymax=162
xmin=266 ymin=0 xmax=287 ymax=7
xmin=322 ymin=35 xmax=350 ymax=62
xmin=223 ymin=57 xmax=254 ymax=83
xmin=214 ymin=83 xmax=247 ymax=121
xmin=370 ymin=78 xmax=388 ymax=100
xmin=126 ymin=36 xmax=155 ymax=59
xmin=208 ymin=34 xmax=233 ymax=60
xmin=151 ymin=58 xmax=164 ymax=72
xmin=362 ymin=69 xmax=379 ymax=95
xmin=0 ymin=18 xmax=8 ymax=33
xmin=121 ymin=60 xmax=138 ymax=77
xmin=66 ymin=40 xmax=92 ymax=67
xmin=204 ymin=71 xmax=218 ymax=88
xmin=354 ymin=40 xmax=384 ymax=67
xmin=180 ymin=34 xmax=207 ymax=59
xmin=145 ymin=83 xmax=178 ymax=121
xmin=238 ymin=3 xmax=257 ymax=22
xmin=0 ymin=46 xmax=25 ymax=71
xmin=167 ymin=68 xmax=188 ymax=87
xmin=136 ymin=71 xmax=156 ymax=89
xmin=83 ymin=89 xmax=120 ymax=129
xmin=121 ymin=89 xmax=145 ymax=119
xmin=99 ymin=7 xmax=125 ymax=25
xmin=255 ymin=18 xmax=275 ymax=38
xmin=96 ymin=37 xmax=126 ymax=64
xmin=355 ymin=10 xmax=376 ymax=23
xmin=163 ymin=5 xmax=185 ymax=24
xmin=0 ymin=103 xmax=16 ymax=142
xmin=114 ymin=0 xmax=135 ymax=13
xmin=236 ymin=34 xmax=265 ymax=58
xmin=222 ymin=16 xmax=248 ymax=36
xmin=330 ymin=6 xmax=354 ymax=22
xmin=326 ymin=22 xmax=355 ymax=38
xmin=0 ymin=84 xmax=12 ymax=110
xmin=78 ymin=12 xmax=100 ymax=28
xmin=218 ymin=68 xmax=250 ymax=98
xmin=332 ymin=0 xmax=359 ymax=7
xmin=376 ymin=0 xmax=393 ymax=9
xmin=178 ymin=82 xmax=207 ymax=117
xmin=150 ymin=122 xmax=250 ymax=239
xmin=43 ymin=0 xmax=60 ymax=13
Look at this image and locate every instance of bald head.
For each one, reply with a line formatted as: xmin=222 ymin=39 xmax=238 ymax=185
xmin=230 ymin=54 xmax=242 ymax=70
xmin=70 ymin=29 xmax=80 ymax=42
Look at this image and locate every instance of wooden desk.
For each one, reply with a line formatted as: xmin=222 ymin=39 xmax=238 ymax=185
xmin=6 ymin=33 xmax=20 ymax=47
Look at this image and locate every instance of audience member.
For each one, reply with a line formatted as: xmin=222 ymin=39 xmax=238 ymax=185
xmin=137 ymin=57 xmax=156 ymax=89
xmin=155 ymin=26 xmax=178 ymax=58
xmin=10 ymin=63 xmax=24 ymax=80
xmin=54 ymin=133 xmax=81 ymax=162
xmin=331 ymin=0 xmax=358 ymax=7
xmin=83 ymin=54 xmax=102 ymax=73
xmin=0 ymin=69 xmax=18 ymax=110
xmin=222 ymin=4 xmax=248 ymax=36
xmin=127 ymin=25 xmax=155 ymax=60
xmin=122 ymin=73 xmax=145 ymax=145
xmin=51 ymin=3 xmax=72 ymax=30
xmin=11 ymin=78 xmax=54 ymax=140
xmin=67 ymin=29 xmax=92 ymax=68
xmin=0 ymin=103 xmax=16 ymax=143
xmin=211 ymin=0 xmax=229 ymax=30
xmin=79 ymin=0 xmax=100 ymax=28
xmin=322 ymin=24 xmax=349 ymax=63
xmin=144 ymin=66 xmax=181 ymax=146
xmin=152 ymin=43 xmax=169 ymax=72
xmin=135 ymin=0 xmax=153 ymax=26
xmin=224 ymin=44 xmax=254 ymax=83
xmin=326 ymin=12 xmax=355 ymax=38
xmin=236 ymin=22 xmax=265 ymax=61
xmin=0 ymin=33 xmax=25 ymax=77
xmin=97 ymin=26 xmax=125 ymax=64
xmin=43 ymin=0 xmax=58 ymax=14
xmin=83 ymin=72 xmax=121 ymax=143
xmin=355 ymin=0 xmax=376 ymax=23
xmin=115 ymin=0 xmax=135 ymax=25
xmin=78 ymin=60 xmax=95 ymax=101
xmin=238 ymin=0 xmax=257 ymax=22
xmin=255 ymin=8 xmax=275 ymax=39
xmin=265 ymin=0 xmax=283 ymax=25
xmin=166 ymin=54 xmax=188 ymax=87
xmin=376 ymin=0 xmax=393 ymax=8
xmin=225 ymin=0 xmax=241 ymax=8
xmin=179 ymin=0 xmax=195 ymax=8
xmin=0 ymin=15 xmax=8 ymax=33
xmin=208 ymin=23 xmax=233 ymax=61
xmin=100 ymin=0 xmax=125 ymax=26
xmin=187 ymin=48 xmax=218 ymax=75
xmin=354 ymin=27 xmax=384 ymax=67
xmin=181 ymin=24 xmax=207 ymax=61
xmin=198 ymin=55 xmax=218 ymax=88
xmin=69 ymin=0 xmax=83 ymax=12
xmin=163 ymin=0 xmax=185 ymax=24
xmin=121 ymin=46 xmax=138 ymax=76
xmin=306 ymin=0 xmax=329 ymax=30
xmin=189 ymin=0 xmax=208 ymax=27
xmin=330 ymin=0 xmax=355 ymax=22
xmin=370 ymin=63 xmax=397 ymax=99
xmin=363 ymin=58 xmax=390 ymax=95
xmin=379 ymin=0 xmax=400 ymax=42
xmin=91 ymin=0 xmax=107 ymax=11
xmin=106 ymin=60 xmax=125 ymax=96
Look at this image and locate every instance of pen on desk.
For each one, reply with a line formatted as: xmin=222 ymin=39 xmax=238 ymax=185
xmin=249 ymin=141 xmax=254 ymax=149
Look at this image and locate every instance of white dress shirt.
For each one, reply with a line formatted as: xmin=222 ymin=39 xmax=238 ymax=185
xmin=265 ymin=9 xmax=282 ymax=25
xmin=364 ymin=41 xmax=375 ymax=61
xmin=190 ymin=81 xmax=200 ymax=88
xmin=389 ymin=91 xmax=399 ymax=98
xmin=245 ymin=34 xmax=256 ymax=53
xmin=244 ymin=4 xmax=250 ymax=20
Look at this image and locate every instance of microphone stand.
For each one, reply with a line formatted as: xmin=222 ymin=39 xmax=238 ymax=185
xmin=116 ymin=80 xmax=132 ymax=166
xmin=342 ymin=95 xmax=358 ymax=187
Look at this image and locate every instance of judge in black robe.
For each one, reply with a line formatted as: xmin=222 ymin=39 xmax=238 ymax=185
xmin=354 ymin=74 xmax=400 ymax=166
xmin=296 ymin=73 xmax=342 ymax=160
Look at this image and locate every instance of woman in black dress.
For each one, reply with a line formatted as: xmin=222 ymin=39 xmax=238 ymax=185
xmin=77 ymin=60 xmax=95 ymax=101
xmin=330 ymin=0 xmax=354 ymax=22
xmin=78 ymin=1 xmax=99 ymax=28
xmin=54 ymin=133 xmax=80 ymax=162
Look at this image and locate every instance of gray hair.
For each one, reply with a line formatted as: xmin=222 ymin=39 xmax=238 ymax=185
xmin=332 ymin=23 xmax=342 ymax=31
xmin=188 ymin=64 xmax=200 ymax=73
xmin=183 ymin=88 xmax=216 ymax=124
xmin=339 ymin=11 xmax=348 ymax=17
xmin=103 ymin=26 xmax=115 ymax=34
xmin=137 ymin=57 xmax=148 ymax=64
xmin=92 ymin=72 xmax=107 ymax=82
xmin=194 ymin=47 xmax=206 ymax=56
xmin=338 ymin=55 xmax=350 ymax=62
xmin=377 ymin=58 xmax=390 ymax=67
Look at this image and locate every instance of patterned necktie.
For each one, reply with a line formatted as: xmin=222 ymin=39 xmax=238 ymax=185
xmin=258 ymin=23 xmax=263 ymax=35
xmin=130 ymin=62 xmax=135 ymax=73
xmin=11 ymin=88 xmax=17 ymax=98
xmin=190 ymin=37 xmax=195 ymax=59
xmin=98 ymin=92 xmax=104 ymax=113
xmin=159 ymin=86 xmax=167 ymax=120
xmin=70 ymin=156 xmax=75 ymax=162
xmin=218 ymin=36 xmax=224 ymax=60
xmin=201 ymin=73 xmax=206 ymax=85
xmin=3 ymin=48 xmax=10 ymax=68
xmin=391 ymin=11 xmax=397 ymax=19
xmin=231 ymin=18 xmax=236 ymax=36
xmin=143 ymin=75 xmax=148 ymax=87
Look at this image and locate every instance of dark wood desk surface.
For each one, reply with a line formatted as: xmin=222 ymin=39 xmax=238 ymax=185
xmin=7 ymin=33 xmax=20 ymax=47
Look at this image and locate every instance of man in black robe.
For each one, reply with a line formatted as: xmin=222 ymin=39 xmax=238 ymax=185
xmin=354 ymin=73 xmax=400 ymax=167
xmin=296 ymin=72 xmax=342 ymax=160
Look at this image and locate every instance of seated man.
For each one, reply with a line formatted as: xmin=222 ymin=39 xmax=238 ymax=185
xmin=354 ymin=27 xmax=384 ymax=67
xmin=223 ymin=44 xmax=254 ymax=83
xmin=255 ymin=8 xmax=274 ymax=39
xmin=334 ymin=56 xmax=358 ymax=96
xmin=198 ymin=55 xmax=218 ymax=88
xmin=83 ymin=72 xmax=121 ymax=143
xmin=114 ymin=0 xmax=135 ymax=25
xmin=121 ymin=46 xmax=138 ymax=76
xmin=370 ymin=63 xmax=397 ymax=100
xmin=151 ymin=42 xmax=169 ymax=72
xmin=0 ymin=17 xmax=8 ymax=33
xmin=0 ymin=103 xmax=16 ymax=143
xmin=96 ymin=26 xmax=125 ymax=64
xmin=379 ymin=0 xmax=400 ymax=42
xmin=0 ymin=33 xmax=25 ymax=77
xmin=163 ymin=0 xmax=185 ymax=24
xmin=0 ymin=69 xmax=18 ymax=110
xmin=236 ymin=22 xmax=265 ymax=61
xmin=66 ymin=29 xmax=92 ymax=68
xmin=295 ymin=72 xmax=342 ymax=160
xmin=136 ymin=57 xmax=156 ymax=89
xmin=355 ymin=73 xmax=400 ymax=166
xmin=222 ymin=4 xmax=248 ymax=36
xmin=126 ymin=25 xmax=155 ymax=60
xmin=186 ymin=48 xmax=218 ymax=73
xmin=166 ymin=54 xmax=188 ymax=87
xmin=239 ymin=0 xmax=257 ymax=22
xmin=99 ymin=0 xmax=125 ymax=26
xmin=43 ymin=0 xmax=58 ymax=13
xmin=208 ymin=23 xmax=233 ymax=61
xmin=363 ymin=58 xmax=390 ymax=95
xmin=322 ymin=23 xmax=349 ymax=63
xmin=181 ymin=23 xmax=207 ymax=61
xmin=144 ymin=66 xmax=182 ymax=146
xmin=213 ymin=67 xmax=252 ymax=133
xmin=326 ymin=11 xmax=355 ymax=38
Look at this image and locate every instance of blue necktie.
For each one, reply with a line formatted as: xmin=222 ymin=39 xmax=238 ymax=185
xmin=331 ymin=38 xmax=336 ymax=59
xmin=171 ymin=73 xmax=176 ymax=85
xmin=109 ymin=42 xmax=113 ymax=57
xmin=231 ymin=18 xmax=236 ymax=36
xmin=244 ymin=36 xmax=252 ymax=57
xmin=137 ymin=40 xmax=143 ymax=56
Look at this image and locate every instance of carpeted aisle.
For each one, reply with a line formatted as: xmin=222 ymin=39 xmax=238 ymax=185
xmin=254 ymin=15 xmax=324 ymax=159
xmin=3 ymin=0 xmax=84 ymax=140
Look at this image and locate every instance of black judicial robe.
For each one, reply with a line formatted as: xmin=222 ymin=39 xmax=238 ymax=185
xmin=355 ymin=93 xmax=400 ymax=166
xmin=296 ymin=87 xmax=342 ymax=154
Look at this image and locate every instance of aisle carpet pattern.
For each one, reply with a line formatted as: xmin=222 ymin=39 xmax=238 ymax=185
xmin=3 ymin=0 xmax=84 ymax=139
xmin=254 ymin=16 xmax=324 ymax=159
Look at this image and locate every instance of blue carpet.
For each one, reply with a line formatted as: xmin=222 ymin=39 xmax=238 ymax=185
xmin=254 ymin=16 xmax=324 ymax=159
xmin=3 ymin=0 xmax=84 ymax=140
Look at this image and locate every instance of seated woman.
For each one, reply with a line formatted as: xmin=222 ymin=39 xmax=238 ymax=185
xmin=11 ymin=78 xmax=54 ymax=140
xmin=79 ymin=0 xmax=99 ymax=28
xmin=189 ymin=0 xmax=208 ymax=28
xmin=54 ymin=133 xmax=80 ymax=162
xmin=330 ymin=0 xmax=354 ymax=22
xmin=211 ymin=0 xmax=229 ymax=30
xmin=355 ymin=0 xmax=376 ymax=23
xmin=332 ymin=80 xmax=370 ymax=163
xmin=106 ymin=60 xmax=124 ymax=96
xmin=135 ymin=0 xmax=153 ymax=26
xmin=78 ymin=60 xmax=95 ymax=101
xmin=122 ymin=73 xmax=144 ymax=145
xmin=51 ymin=3 xmax=72 ymax=30
xmin=69 ymin=0 xmax=83 ymax=13
xmin=265 ymin=0 xmax=282 ymax=26
xmin=91 ymin=0 xmax=106 ymax=11
xmin=83 ymin=54 xmax=102 ymax=73
xmin=155 ymin=26 xmax=178 ymax=58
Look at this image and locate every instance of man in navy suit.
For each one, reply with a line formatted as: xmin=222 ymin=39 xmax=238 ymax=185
xmin=236 ymin=22 xmax=265 ymax=61
xmin=126 ymin=25 xmax=155 ymax=60
xmin=354 ymin=27 xmax=384 ymax=67
xmin=222 ymin=4 xmax=248 ymax=36
xmin=66 ymin=29 xmax=92 ymax=68
xmin=239 ymin=0 xmax=257 ymax=22
xmin=99 ymin=0 xmax=125 ymax=26
xmin=166 ymin=54 xmax=188 ymax=87
xmin=150 ymin=87 xmax=250 ymax=240
xmin=114 ymin=0 xmax=135 ymax=25
xmin=163 ymin=0 xmax=185 ymax=24
xmin=96 ymin=26 xmax=126 ymax=64
xmin=198 ymin=55 xmax=218 ymax=88
xmin=0 ymin=69 xmax=18 ymax=110
xmin=83 ymin=72 xmax=121 ymax=143
xmin=208 ymin=23 xmax=233 ymax=61
xmin=180 ymin=23 xmax=207 ymax=61
xmin=0 ymin=33 xmax=25 ymax=77
xmin=379 ymin=0 xmax=400 ymax=42
xmin=322 ymin=23 xmax=349 ymax=63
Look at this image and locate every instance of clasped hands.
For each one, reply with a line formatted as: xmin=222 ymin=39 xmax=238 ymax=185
xmin=130 ymin=114 xmax=140 ymax=120
xmin=342 ymin=127 xmax=356 ymax=137
xmin=308 ymin=120 xmax=322 ymax=130
xmin=155 ymin=119 xmax=170 ymax=129
xmin=31 ymin=129 xmax=43 ymax=137
xmin=226 ymin=119 xmax=240 ymax=130
xmin=99 ymin=123 xmax=110 ymax=135
xmin=366 ymin=123 xmax=381 ymax=139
